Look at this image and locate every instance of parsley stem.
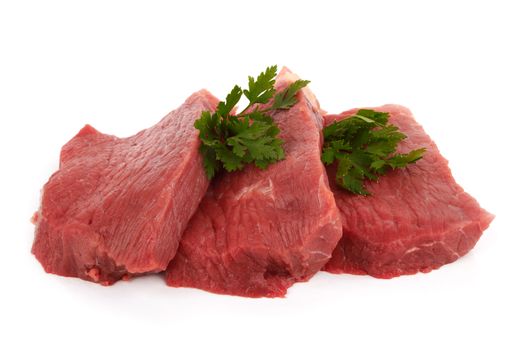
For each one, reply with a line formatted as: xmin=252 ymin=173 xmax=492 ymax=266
xmin=238 ymin=105 xmax=272 ymax=117
xmin=239 ymin=105 xmax=252 ymax=116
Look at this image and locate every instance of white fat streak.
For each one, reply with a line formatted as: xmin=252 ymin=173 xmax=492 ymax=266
xmin=234 ymin=178 xmax=274 ymax=201
xmin=309 ymin=250 xmax=331 ymax=259
xmin=403 ymin=240 xmax=461 ymax=259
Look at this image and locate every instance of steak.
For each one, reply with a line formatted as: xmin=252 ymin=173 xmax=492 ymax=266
xmin=322 ymin=105 xmax=494 ymax=278
xmin=32 ymin=90 xmax=219 ymax=285
xmin=165 ymin=68 xmax=342 ymax=297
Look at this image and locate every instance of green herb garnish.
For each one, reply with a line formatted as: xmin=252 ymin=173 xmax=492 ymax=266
xmin=321 ymin=109 xmax=426 ymax=195
xmin=195 ymin=66 xmax=309 ymax=179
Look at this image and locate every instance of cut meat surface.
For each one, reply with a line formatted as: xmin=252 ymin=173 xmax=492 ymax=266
xmin=32 ymin=90 xmax=219 ymax=285
xmin=322 ymin=105 xmax=494 ymax=278
xmin=165 ymin=68 xmax=342 ymax=297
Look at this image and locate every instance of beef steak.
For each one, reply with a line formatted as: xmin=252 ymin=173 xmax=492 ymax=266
xmin=32 ymin=90 xmax=218 ymax=285
xmin=165 ymin=68 xmax=342 ymax=297
xmin=322 ymin=105 xmax=494 ymax=278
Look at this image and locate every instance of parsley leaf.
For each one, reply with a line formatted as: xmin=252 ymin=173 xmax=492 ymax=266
xmin=243 ymin=66 xmax=277 ymax=106
xmin=272 ymin=79 xmax=311 ymax=110
xmin=216 ymin=85 xmax=242 ymax=118
xmin=195 ymin=66 xmax=310 ymax=179
xmin=322 ymin=109 xmax=426 ymax=195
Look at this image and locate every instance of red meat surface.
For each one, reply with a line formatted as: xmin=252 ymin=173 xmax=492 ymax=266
xmin=322 ymin=105 xmax=494 ymax=278
xmin=165 ymin=68 xmax=342 ymax=297
xmin=32 ymin=90 xmax=218 ymax=285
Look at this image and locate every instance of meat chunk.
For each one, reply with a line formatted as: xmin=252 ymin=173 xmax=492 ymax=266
xmin=32 ymin=90 xmax=218 ymax=285
xmin=322 ymin=105 xmax=494 ymax=278
xmin=165 ymin=68 xmax=342 ymax=297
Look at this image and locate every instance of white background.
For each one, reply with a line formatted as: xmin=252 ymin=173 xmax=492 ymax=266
xmin=1 ymin=1 xmax=523 ymax=349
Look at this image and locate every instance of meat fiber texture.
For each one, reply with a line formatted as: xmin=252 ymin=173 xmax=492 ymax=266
xmin=166 ymin=68 xmax=342 ymax=298
xmin=32 ymin=90 xmax=219 ymax=285
xmin=322 ymin=105 xmax=494 ymax=278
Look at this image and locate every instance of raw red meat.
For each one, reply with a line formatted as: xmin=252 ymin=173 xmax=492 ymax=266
xmin=322 ymin=105 xmax=494 ymax=278
xmin=32 ymin=90 xmax=218 ymax=285
xmin=165 ymin=68 xmax=342 ymax=297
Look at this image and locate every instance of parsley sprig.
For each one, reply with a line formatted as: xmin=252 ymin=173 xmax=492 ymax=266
xmin=321 ymin=109 xmax=426 ymax=195
xmin=195 ymin=66 xmax=309 ymax=179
